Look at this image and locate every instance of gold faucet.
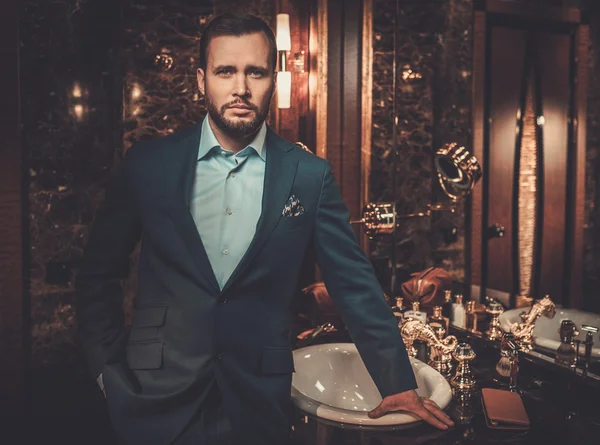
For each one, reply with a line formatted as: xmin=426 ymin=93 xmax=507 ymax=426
xmin=450 ymin=343 xmax=477 ymax=399
xmin=428 ymin=322 xmax=455 ymax=377
xmin=508 ymin=295 xmax=556 ymax=350
xmin=485 ymin=299 xmax=504 ymax=341
xmin=399 ymin=319 xmax=458 ymax=372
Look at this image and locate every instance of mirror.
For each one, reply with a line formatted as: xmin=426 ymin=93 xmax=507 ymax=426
xmin=352 ymin=144 xmax=482 ymax=239
xmin=434 ymin=143 xmax=482 ymax=202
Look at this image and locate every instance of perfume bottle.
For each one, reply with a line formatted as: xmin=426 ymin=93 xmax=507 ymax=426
xmin=451 ymin=294 xmax=466 ymax=329
xmin=466 ymin=300 xmax=478 ymax=333
xmin=428 ymin=306 xmax=445 ymax=326
xmin=442 ymin=290 xmax=453 ymax=319
xmin=404 ymin=301 xmax=427 ymax=324
xmin=391 ymin=297 xmax=406 ymax=325
xmin=442 ymin=290 xmax=453 ymax=330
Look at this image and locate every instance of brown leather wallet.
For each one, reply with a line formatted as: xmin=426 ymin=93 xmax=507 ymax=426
xmin=481 ymin=388 xmax=530 ymax=430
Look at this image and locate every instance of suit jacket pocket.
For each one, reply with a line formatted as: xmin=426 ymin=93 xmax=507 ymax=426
xmin=126 ymin=340 xmax=163 ymax=370
xmin=129 ymin=305 xmax=167 ymax=342
xmin=261 ymin=347 xmax=295 ymax=375
xmin=278 ymin=212 xmax=310 ymax=228
xmin=131 ymin=305 xmax=167 ymax=327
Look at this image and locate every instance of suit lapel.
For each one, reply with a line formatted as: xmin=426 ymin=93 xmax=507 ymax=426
xmin=221 ymin=128 xmax=298 ymax=293
xmin=163 ymin=122 xmax=221 ymax=294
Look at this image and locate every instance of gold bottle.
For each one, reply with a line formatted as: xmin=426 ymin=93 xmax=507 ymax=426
xmin=466 ymin=300 xmax=478 ymax=333
xmin=428 ymin=306 xmax=446 ymax=337
xmin=405 ymin=301 xmax=427 ymax=324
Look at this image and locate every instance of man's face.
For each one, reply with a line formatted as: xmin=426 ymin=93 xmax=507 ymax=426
xmin=197 ymin=32 xmax=275 ymax=139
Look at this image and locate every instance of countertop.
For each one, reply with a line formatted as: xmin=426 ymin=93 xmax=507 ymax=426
xmin=290 ymin=328 xmax=600 ymax=445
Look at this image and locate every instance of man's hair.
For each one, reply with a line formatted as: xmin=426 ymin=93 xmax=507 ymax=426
xmin=199 ymin=13 xmax=278 ymax=72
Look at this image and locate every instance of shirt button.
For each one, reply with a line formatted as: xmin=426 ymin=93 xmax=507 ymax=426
xmin=226 ymin=208 xmax=233 ymax=215
xmin=222 ymin=249 xmax=229 ymax=255
xmin=230 ymin=172 xmax=236 ymax=178
xmin=212 ymin=352 xmax=224 ymax=362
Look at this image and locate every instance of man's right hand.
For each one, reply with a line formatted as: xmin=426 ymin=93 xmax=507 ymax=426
xmin=368 ymin=389 xmax=454 ymax=430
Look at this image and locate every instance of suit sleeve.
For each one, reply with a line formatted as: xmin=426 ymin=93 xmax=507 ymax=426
xmin=313 ymin=161 xmax=417 ymax=397
xmin=75 ymin=145 xmax=143 ymax=379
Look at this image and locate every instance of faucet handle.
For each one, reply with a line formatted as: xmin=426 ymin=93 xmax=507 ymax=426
xmin=582 ymin=325 xmax=598 ymax=343
xmin=558 ymin=319 xmax=579 ymax=342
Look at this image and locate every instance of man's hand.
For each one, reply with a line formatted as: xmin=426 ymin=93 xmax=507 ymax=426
xmin=368 ymin=389 xmax=454 ymax=430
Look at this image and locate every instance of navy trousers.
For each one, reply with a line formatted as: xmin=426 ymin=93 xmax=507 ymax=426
xmin=171 ymin=384 xmax=234 ymax=445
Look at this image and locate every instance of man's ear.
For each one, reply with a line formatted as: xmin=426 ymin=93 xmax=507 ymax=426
xmin=271 ymin=72 xmax=277 ymax=100
xmin=196 ymin=68 xmax=206 ymax=96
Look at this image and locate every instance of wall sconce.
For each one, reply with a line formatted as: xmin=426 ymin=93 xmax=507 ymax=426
xmin=276 ymin=13 xmax=292 ymax=109
xmin=69 ymin=81 xmax=88 ymax=122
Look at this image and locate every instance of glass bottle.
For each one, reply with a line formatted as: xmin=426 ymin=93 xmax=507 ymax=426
xmin=391 ymin=297 xmax=406 ymax=325
xmin=404 ymin=301 xmax=427 ymax=324
xmin=442 ymin=290 xmax=453 ymax=320
xmin=466 ymin=300 xmax=478 ymax=333
xmin=451 ymin=294 xmax=466 ymax=329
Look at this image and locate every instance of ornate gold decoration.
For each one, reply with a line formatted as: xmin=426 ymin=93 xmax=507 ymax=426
xmin=361 ymin=0 xmax=373 ymax=253
xmin=434 ymin=143 xmax=482 ymax=201
xmin=315 ymin=0 xmax=328 ymax=160
xmin=517 ymin=71 xmax=539 ymax=297
xmin=508 ymin=295 xmax=556 ymax=350
xmin=450 ymin=343 xmax=477 ymax=396
xmin=428 ymin=322 xmax=454 ymax=377
xmin=400 ymin=319 xmax=458 ymax=361
xmin=485 ymin=300 xmax=504 ymax=341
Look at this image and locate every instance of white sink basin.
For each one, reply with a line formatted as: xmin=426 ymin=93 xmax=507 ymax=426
xmin=291 ymin=343 xmax=453 ymax=429
xmin=500 ymin=308 xmax=600 ymax=360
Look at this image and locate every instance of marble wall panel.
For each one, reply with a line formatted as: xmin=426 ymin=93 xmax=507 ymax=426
xmin=370 ymin=0 xmax=472 ymax=290
xmin=21 ymin=0 xmax=123 ymax=370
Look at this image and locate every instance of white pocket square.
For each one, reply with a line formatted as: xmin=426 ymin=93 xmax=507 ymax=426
xmin=282 ymin=194 xmax=305 ymax=217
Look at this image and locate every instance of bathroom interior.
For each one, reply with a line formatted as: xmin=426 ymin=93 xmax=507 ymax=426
xmin=3 ymin=0 xmax=600 ymax=443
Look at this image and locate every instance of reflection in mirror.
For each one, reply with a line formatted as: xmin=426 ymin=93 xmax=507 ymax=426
xmin=352 ymin=144 xmax=482 ymax=239
xmin=434 ymin=143 xmax=482 ymax=202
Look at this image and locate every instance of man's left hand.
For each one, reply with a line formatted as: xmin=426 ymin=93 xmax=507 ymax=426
xmin=368 ymin=389 xmax=454 ymax=430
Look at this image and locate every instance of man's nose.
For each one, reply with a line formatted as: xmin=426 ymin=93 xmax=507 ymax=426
xmin=233 ymin=74 xmax=249 ymax=96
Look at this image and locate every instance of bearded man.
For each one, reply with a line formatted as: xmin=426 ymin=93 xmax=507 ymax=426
xmin=75 ymin=13 xmax=453 ymax=445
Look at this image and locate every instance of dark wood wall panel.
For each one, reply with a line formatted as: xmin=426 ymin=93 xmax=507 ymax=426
xmin=325 ymin=0 xmax=363 ymax=237
xmin=326 ymin=0 xmax=343 ymax=180
xmin=469 ymin=10 xmax=487 ymax=297
xmin=537 ymin=32 xmax=570 ymax=302
xmin=341 ymin=0 xmax=362 ymax=222
xmin=0 ymin=0 xmax=25 ymax=416
xmin=486 ymin=26 xmax=527 ymax=294
xmin=571 ymin=24 xmax=589 ymax=308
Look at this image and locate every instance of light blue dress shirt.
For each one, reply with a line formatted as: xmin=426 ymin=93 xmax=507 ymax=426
xmin=190 ymin=116 xmax=267 ymax=290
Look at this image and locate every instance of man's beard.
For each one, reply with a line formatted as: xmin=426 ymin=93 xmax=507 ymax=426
xmin=205 ymin=86 xmax=273 ymax=139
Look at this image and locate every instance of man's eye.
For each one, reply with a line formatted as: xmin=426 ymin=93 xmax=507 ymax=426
xmin=249 ymin=70 xmax=265 ymax=77
xmin=218 ymin=69 xmax=233 ymax=76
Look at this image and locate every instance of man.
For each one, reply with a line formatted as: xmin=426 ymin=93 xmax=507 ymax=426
xmin=75 ymin=13 xmax=453 ymax=445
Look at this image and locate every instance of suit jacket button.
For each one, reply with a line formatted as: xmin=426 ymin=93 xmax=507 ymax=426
xmin=213 ymin=352 xmax=224 ymax=362
xmin=219 ymin=297 xmax=228 ymax=304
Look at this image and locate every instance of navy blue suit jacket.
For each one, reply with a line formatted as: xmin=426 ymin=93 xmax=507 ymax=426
xmin=75 ymin=123 xmax=417 ymax=445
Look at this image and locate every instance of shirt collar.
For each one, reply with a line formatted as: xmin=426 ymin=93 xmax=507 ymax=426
xmin=197 ymin=115 xmax=267 ymax=161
